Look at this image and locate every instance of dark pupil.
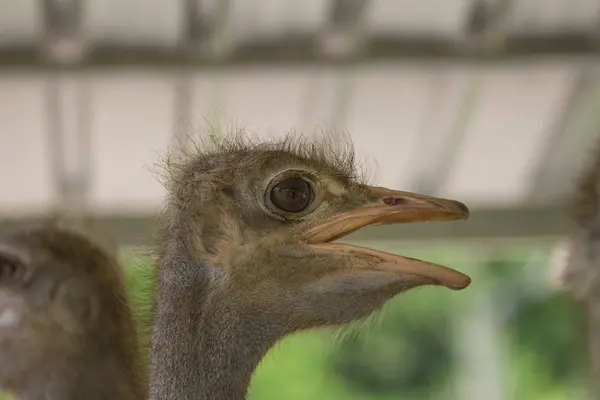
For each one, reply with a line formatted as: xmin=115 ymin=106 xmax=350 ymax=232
xmin=270 ymin=177 xmax=313 ymax=213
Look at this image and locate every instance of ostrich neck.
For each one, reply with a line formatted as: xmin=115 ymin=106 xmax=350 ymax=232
xmin=150 ymin=249 xmax=280 ymax=400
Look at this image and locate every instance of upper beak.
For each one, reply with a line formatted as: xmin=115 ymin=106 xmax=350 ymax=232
xmin=302 ymin=186 xmax=469 ymax=244
xmin=301 ymin=186 xmax=471 ymax=290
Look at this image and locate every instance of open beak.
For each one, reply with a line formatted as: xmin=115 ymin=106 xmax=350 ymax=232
xmin=301 ymin=186 xmax=471 ymax=290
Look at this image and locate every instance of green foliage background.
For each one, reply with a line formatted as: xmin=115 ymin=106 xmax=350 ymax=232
xmin=0 ymin=245 xmax=590 ymax=399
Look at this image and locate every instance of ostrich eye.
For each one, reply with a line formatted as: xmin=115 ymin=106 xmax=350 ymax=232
xmin=269 ymin=177 xmax=314 ymax=213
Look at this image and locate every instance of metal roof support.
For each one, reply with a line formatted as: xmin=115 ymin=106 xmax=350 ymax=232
xmin=183 ymin=0 xmax=235 ymax=60
xmin=1 ymin=38 xmax=599 ymax=69
xmin=315 ymin=1 xmax=374 ymax=133
xmin=318 ymin=0 xmax=373 ymax=58
xmin=173 ymin=0 xmax=236 ymax=147
xmin=464 ymin=0 xmax=517 ymax=54
xmin=172 ymin=75 xmax=195 ymax=146
xmin=174 ymin=0 xmax=197 ymax=146
xmin=41 ymin=0 xmax=88 ymax=65
xmin=46 ymin=74 xmax=92 ymax=222
xmin=42 ymin=0 xmax=92 ymax=222
xmin=0 ymin=1 xmax=597 ymax=69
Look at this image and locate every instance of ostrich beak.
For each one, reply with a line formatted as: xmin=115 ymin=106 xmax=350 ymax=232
xmin=301 ymin=186 xmax=471 ymax=290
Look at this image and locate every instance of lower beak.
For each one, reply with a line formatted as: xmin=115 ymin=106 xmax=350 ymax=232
xmin=308 ymin=242 xmax=471 ymax=290
xmin=301 ymin=186 xmax=471 ymax=290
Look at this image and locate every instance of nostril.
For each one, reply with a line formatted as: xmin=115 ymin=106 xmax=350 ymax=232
xmin=383 ymin=197 xmax=406 ymax=206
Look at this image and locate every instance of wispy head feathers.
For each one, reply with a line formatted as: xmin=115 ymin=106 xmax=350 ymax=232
xmin=153 ymin=124 xmax=370 ymax=196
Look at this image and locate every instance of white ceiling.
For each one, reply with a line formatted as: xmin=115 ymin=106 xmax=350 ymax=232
xmin=0 ymin=60 xmax=598 ymax=215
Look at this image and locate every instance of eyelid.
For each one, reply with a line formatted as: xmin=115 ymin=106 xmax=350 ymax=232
xmin=269 ymin=168 xmax=316 ymax=183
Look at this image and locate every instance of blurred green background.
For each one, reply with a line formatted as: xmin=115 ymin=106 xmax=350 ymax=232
xmin=3 ymin=242 xmax=588 ymax=400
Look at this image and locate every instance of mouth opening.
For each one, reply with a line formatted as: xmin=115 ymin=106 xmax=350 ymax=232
xmin=301 ymin=199 xmax=472 ymax=290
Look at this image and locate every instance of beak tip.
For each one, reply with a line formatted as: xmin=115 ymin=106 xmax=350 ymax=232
xmin=454 ymin=200 xmax=470 ymax=214
xmin=448 ymin=275 xmax=472 ymax=290
xmin=449 ymin=200 xmax=470 ymax=220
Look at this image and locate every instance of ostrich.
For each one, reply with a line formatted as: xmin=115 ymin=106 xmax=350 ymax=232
xmin=149 ymin=132 xmax=471 ymax=399
xmin=0 ymin=226 xmax=146 ymax=400
xmin=561 ymin=138 xmax=600 ymax=395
